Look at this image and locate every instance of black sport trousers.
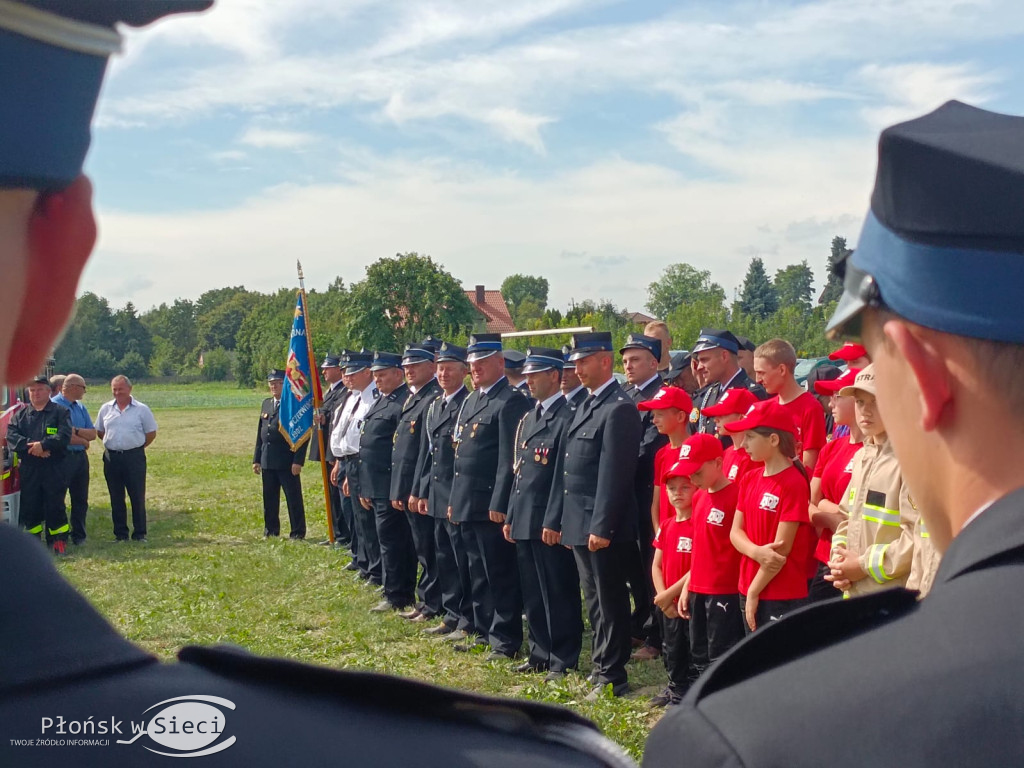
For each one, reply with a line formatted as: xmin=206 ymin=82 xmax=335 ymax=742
xmin=261 ymin=466 xmax=305 ymax=539
xmin=103 ymin=447 xmax=148 ymax=540
xmin=687 ymin=592 xmax=744 ymax=677
xmin=62 ymin=451 xmax=90 ymax=543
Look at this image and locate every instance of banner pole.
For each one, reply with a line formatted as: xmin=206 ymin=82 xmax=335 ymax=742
xmin=297 ymin=260 xmax=335 ymax=543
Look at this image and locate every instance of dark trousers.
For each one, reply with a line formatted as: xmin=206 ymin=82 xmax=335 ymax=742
xmin=739 ymin=594 xmax=807 ymax=635
xmin=103 ymin=447 xmax=148 ymax=540
xmin=517 ymin=539 xmax=583 ymax=672
xmin=434 ymin=518 xmax=467 ymax=630
xmin=327 ymin=461 xmax=350 ymax=543
xmin=62 ymin=451 xmax=90 ymax=543
xmin=629 ymin=487 xmax=658 ymax=647
xmin=260 ymin=466 xmax=305 ymax=539
xmin=373 ymin=498 xmax=416 ymax=608
xmin=336 ymin=460 xmax=358 ymax=558
xmin=446 ymin=521 xmax=479 ymax=633
xmin=661 ymin=610 xmax=695 ymax=698
xmin=807 ymin=561 xmax=841 ymax=603
xmin=462 ymin=519 xmax=523 ymax=656
xmin=407 ymin=509 xmax=440 ymax=615
xmin=20 ymin=457 xmax=68 ymax=542
xmin=687 ymin=592 xmax=744 ymax=679
xmin=346 ymin=457 xmax=380 ymax=584
xmin=574 ymin=542 xmax=633 ymax=687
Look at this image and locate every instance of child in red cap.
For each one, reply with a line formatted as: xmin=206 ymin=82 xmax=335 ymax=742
xmin=674 ymin=433 xmax=744 ymax=678
xmin=807 ymin=368 xmax=864 ymax=602
xmin=724 ymin=400 xmax=813 ymax=632
xmin=700 ymin=388 xmax=759 ymax=484
xmin=649 ymin=460 xmax=697 ymax=706
xmin=635 ymin=386 xmax=693 ymax=662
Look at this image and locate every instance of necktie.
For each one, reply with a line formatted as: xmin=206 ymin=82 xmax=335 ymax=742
xmin=536 ymin=403 xmax=544 ymax=420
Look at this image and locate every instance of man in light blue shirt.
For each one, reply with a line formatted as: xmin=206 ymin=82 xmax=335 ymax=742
xmin=51 ymin=373 xmax=96 ymax=545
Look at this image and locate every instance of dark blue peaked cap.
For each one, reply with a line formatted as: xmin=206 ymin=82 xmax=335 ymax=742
xmin=619 ymin=333 xmax=661 ymax=361
xmin=0 ymin=0 xmax=212 ymax=191
xmin=467 ymin=333 xmax=503 ymax=362
xmin=828 ymin=100 xmax=1024 ymax=344
xmin=436 ymin=342 xmax=468 ymax=364
xmin=568 ymin=332 xmax=613 ymax=361
xmin=320 ymin=354 xmax=341 ymax=368
xmin=402 ymin=344 xmax=435 ymax=365
xmin=503 ymin=349 xmax=526 ymax=369
xmin=344 ymin=350 xmax=373 ymax=373
xmin=522 ymin=347 xmax=564 ymax=374
xmin=371 ymin=351 xmax=403 ymax=371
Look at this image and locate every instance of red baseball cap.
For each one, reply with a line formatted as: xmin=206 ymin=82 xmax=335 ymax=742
xmin=638 ymin=386 xmax=693 ymax=414
xmin=662 ymin=460 xmax=696 ymax=484
xmin=828 ymin=342 xmax=868 ymax=362
xmin=673 ymin=433 xmax=725 ymax=476
xmin=814 ymin=367 xmax=861 ymax=396
xmin=701 ymin=387 xmax=758 ymax=417
xmin=723 ymin=398 xmax=798 ymax=435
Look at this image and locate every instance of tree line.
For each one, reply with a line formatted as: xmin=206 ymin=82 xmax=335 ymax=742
xmin=55 ymin=238 xmax=852 ymax=387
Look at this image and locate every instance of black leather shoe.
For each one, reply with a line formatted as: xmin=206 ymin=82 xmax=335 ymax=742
xmin=544 ymin=670 xmax=566 ymax=683
xmin=485 ymin=651 xmax=516 ymax=662
xmin=369 ymin=600 xmax=394 ymax=613
xmin=514 ymin=661 xmax=545 ymax=673
xmin=344 ymin=562 xmax=359 ymax=571
xmin=584 ymin=681 xmax=630 ymax=701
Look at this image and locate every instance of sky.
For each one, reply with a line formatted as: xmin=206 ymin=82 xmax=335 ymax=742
xmin=80 ymin=0 xmax=1024 ymax=315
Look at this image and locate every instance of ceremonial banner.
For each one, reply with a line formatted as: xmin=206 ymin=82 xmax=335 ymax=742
xmin=279 ymin=292 xmax=314 ymax=450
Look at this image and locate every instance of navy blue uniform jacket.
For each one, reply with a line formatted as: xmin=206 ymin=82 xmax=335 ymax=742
xmin=390 ymin=378 xmax=441 ymax=502
xmin=413 ymin=386 xmax=469 ymax=518
xmin=505 ymin=396 xmax=571 ymax=541
xmin=254 ymin=398 xmax=308 ymax=471
xmin=357 ymin=383 xmax=408 ymax=500
xmin=546 ymin=380 xmax=642 ymax=546
xmin=449 ymin=378 xmax=532 ymax=523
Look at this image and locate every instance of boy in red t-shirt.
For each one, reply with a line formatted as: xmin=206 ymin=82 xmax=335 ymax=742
xmin=701 ymin=388 xmax=759 ymax=484
xmin=650 ymin=461 xmax=696 ymax=707
xmin=638 ymin=386 xmax=694 ymax=531
xmin=752 ymin=338 xmax=827 ymax=474
xmin=674 ymin=433 xmax=744 ymax=678
xmin=723 ymin=399 xmax=813 ymax=633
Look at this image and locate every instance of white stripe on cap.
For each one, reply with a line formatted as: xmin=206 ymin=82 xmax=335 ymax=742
xmin=0 ymin=0 xmax=122 ymax=56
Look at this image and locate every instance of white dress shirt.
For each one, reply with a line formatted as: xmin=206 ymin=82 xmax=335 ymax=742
xmin=330 ymin=385 xmax=378 ymax=458
xmin=95 ymin=397 xmax=158 ymax=451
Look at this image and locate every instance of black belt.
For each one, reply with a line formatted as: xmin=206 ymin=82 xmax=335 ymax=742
xmin=106 ymin=446 xmax=144 ymax=454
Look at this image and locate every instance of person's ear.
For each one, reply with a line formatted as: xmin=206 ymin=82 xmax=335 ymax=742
xmin=6 ymin=176 xmax=96 ymax=383
xmin=883 ymin=319 xmax=953 ymax=432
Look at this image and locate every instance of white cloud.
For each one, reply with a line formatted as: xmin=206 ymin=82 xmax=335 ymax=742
xmin=239 ymin=128 xmax=318 ymax=149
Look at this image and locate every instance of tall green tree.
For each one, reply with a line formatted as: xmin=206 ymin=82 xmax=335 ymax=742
xmin=346 ymin=253 xmax=477 ymax=350
xmin=234 ymin=289 xmax=296 ymax=387
xmin=54 ymin=292 xmax=118 ymax=377
xmin=501 ymin=274 xmax=549 ymax=315
xmin=141 ymin=298 xmax=197 ymax=371
xmin=774 ymin=261 xmax=815 ymax=314
xmin=738 ymin=257 xmax=778 ymax=319
xmin=819 ymin=236 xmax=851 ymax=305
xmin=646 ymin=262 xmax=726 ymax=319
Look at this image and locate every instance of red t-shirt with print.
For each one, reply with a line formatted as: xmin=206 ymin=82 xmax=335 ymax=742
xmin=812 ymin=435 xmax=862 ymax=563
xmin=777 ymin=391 xmax=827 ymax=458
xmin=737 ymin=464 xmax=813 ymax=600
xmin=654 ymin=515 xmax=693 ymax=589
xmin=723 ymin=444 xmax=756 ymax=485
xmin=653 ymin=442 xmax=681 ymax=527
xmin=688 ymin=482 xmax=741 ymax=595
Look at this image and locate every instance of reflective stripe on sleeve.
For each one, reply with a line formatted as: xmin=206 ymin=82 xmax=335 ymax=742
xmin=866 ymin=542 xmax=894 ymax=584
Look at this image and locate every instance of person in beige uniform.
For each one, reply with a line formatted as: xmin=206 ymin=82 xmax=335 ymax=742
xmin=906 ymin=514 xmax=941 ymax=597
xmin=828 ymin=366 xmax=918 ymax=596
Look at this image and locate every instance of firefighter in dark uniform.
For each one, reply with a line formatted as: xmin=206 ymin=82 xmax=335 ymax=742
xmin=6 ymin=375 xmax=72 ymax=553
xmin=391 ymin=343 xmax=443 ymax=621
xmin=504 ymin=347 xmax=582 ymax=680
xmin=0 ymin=3 xmax=636 ymax=766
xmin=691 ymin=328 xmax=767 ymax=439
xmin=561 ymin=345 xmax=589 ymax=412
xmin=503 ymin=349 xmax=533 ymax=399
xmin=448 ymin=334 xmax=532 ymax=659
xmin=253 ymin=369 xmax=307 ymax=539
xmin=357 ymin=352 xmax=415 ymax=612
xmin=311 ymin=353 xmax=350 ymax=546
xmin=620 ymin=333 xmax=670 ymax=658
xmin=646 ymin=101 xmax=1024 ymax=768
xmin=547 ymin=332 xmax=642 ymax=700
xmin=413 ymin=342 xmax=473 ymax=638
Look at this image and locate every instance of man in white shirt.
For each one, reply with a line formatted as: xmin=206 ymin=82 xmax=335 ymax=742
xmin=330 ymin=351 xmax=382 ymax=585
xmin=95 ymin=375 xmax=157 ymax=542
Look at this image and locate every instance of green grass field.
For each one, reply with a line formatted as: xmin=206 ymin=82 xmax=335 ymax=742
xmin=53 ymin=383 xmax=667 ymax=758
